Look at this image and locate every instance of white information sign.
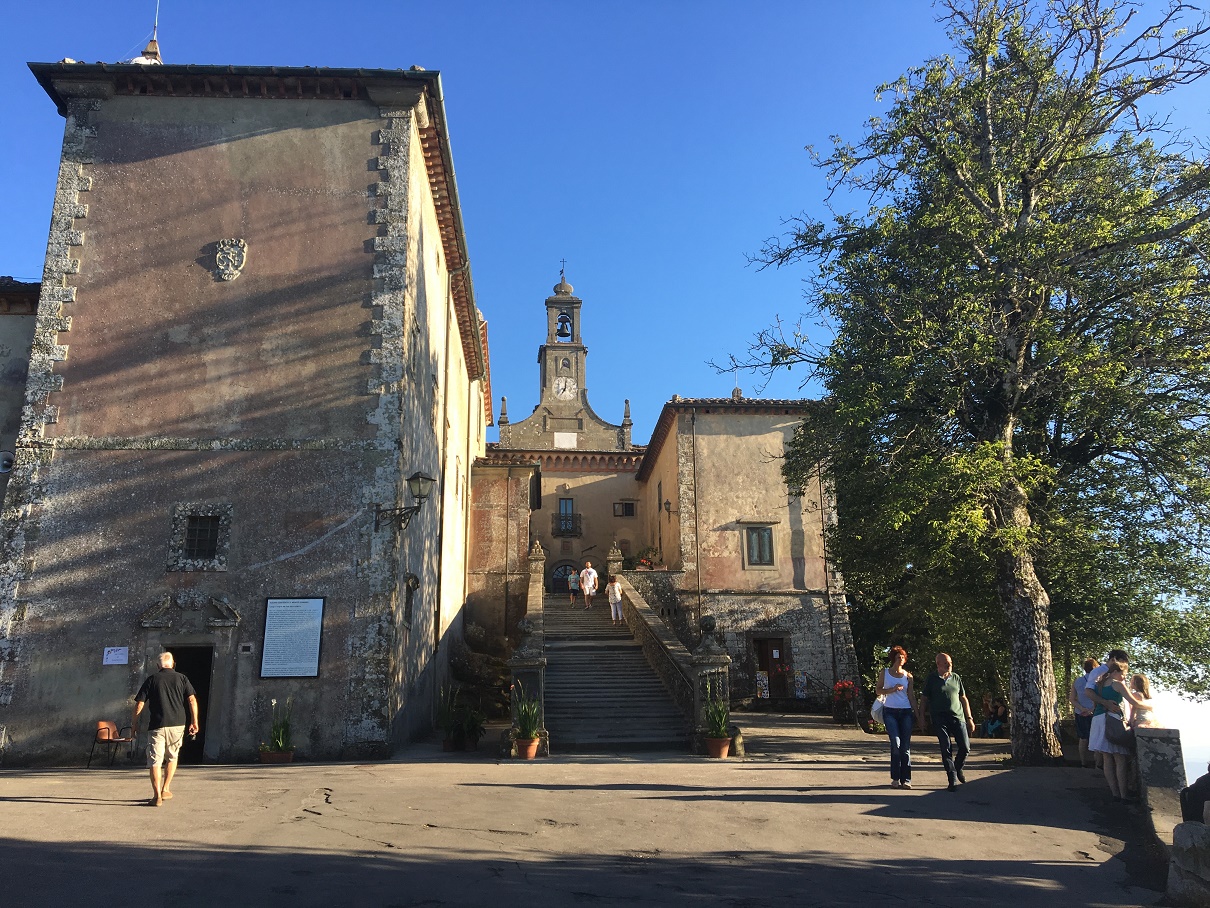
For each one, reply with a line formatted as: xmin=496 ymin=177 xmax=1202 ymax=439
xmin=261 ymin=598 xmax=324 ymax=678
xmin=103 ymin=646 xmax=128 ymax=665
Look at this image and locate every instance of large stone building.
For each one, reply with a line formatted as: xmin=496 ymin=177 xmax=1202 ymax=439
xmin=0 ymin=56 xmax=490 ymax=762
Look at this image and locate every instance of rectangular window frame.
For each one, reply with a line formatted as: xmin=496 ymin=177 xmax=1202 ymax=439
xmin=742 ymin=525 xmax=776 ymax=570
xmin=167 ymin=502 xmax=233 ymax=572
xmin=613 ymin=501 xmax=636 ymax=517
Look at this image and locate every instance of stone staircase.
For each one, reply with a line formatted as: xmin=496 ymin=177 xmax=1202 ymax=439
xmin=542 ymin=596 xmax=688 ymax=751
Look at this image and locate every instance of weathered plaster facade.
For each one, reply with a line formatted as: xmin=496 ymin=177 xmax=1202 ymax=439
xmin=0 ymin=278 xmax=38 ymax=504
xmin=635 ymin=396 xmax=858 ymax=700
xmin=0 ymin=63 xmax=489 ymax=763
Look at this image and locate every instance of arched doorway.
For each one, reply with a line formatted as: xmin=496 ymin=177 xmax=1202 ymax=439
xmin=550 ymin=561 xmax=579 ymax=594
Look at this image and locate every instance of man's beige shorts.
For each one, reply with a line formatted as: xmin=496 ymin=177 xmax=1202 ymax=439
xmin=147 ymin=726 xmax=185 ymax=767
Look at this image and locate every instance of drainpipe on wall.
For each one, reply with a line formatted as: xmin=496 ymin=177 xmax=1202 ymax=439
xmin=819 ymin=467 xmax=837 ymax=687
xmin=691 ymin=408 xmax=702 ymax=628
xmin=504 ymin=465 xmax=513 ymax=643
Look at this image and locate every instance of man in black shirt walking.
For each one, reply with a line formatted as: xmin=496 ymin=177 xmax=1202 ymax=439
xmin=132 ymin=652 xmax=199 ymax=807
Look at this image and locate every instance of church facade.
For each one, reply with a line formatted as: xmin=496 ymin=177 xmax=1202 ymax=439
xmin=477 ymin=280 xmax=857 ymax=701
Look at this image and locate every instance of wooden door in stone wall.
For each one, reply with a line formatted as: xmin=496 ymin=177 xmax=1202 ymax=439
xmin=754 ymin=638 xmax=791 ymax=699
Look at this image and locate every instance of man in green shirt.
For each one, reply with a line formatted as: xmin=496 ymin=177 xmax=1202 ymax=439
xmin=917 ymin=652 xmax=976 ymax=791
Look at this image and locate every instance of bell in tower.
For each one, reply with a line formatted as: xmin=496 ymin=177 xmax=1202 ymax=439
xmin=556 ymin=314 xmax=572 ymax=339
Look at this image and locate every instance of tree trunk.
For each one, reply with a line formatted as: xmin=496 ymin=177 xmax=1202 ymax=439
xmin=995 ymin=489 xmax=1063 ymax=764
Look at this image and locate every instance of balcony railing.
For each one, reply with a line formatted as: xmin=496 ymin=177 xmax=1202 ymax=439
xmin=552 ymin=513 xmax=583 ymax=537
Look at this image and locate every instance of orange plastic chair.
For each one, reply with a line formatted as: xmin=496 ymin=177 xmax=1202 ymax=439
xmin=87 ymin=720 xmax=135 ymax=768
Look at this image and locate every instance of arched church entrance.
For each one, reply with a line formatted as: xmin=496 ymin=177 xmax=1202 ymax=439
xmin=550 ymin=561 xmax=580 ymax=594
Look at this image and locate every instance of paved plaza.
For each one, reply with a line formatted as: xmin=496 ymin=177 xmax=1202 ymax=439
xmin=1 ymin=715 xmax=1166 ymax=907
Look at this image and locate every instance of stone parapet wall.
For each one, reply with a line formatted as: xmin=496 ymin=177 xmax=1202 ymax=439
xmin=1137 ymin=727 xmax=1188 ymax=847
xmin=1170 ymin=821 xmax=1210 ymax=907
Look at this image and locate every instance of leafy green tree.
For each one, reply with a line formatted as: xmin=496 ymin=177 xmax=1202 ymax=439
xmin=742 ymin=0 xmax=1210 ymax=762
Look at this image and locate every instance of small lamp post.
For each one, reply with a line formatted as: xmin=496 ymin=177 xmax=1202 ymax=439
xmin=375 ymin=471 xmax=437 ymax=531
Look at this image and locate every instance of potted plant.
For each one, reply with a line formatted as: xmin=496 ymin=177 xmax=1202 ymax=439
xmin=459 ymin=704 xmax=486 ymax=751
xmin=832 ymin=680 xmax=858 ymax=724
xmin=437 ymin=684 xmax=464 ymax=751
xmin=513 ymin=682 xmax=542 ymax=759
xmin=703 ymin=680 xmax=731 ymax=758
xmin=258 ymin=697 xmax=295 ymax=763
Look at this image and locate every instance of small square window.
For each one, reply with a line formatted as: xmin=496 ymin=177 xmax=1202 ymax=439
xmin=613 ymin=501 xmax=636 ymax=517
xmin=184 ymin=516 xmax=221 ymax=560
xmin=744 ymin=526 xmax=775 ymax=568
xmin=167 ymin=503 xmax=232 ymax=572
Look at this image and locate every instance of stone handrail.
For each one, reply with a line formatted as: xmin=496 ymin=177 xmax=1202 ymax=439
xmin=613 ymin=574 xmax=731 ymax=752
xmin=507 ymin=540 xmax=548 ymax=756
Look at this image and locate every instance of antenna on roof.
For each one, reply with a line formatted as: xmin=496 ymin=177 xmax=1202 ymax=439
xmin=131 ymin=0 xmax=163 ymax=64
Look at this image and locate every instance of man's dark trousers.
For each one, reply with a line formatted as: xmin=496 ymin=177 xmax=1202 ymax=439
xmin=933 ymin=713 xmax=970 ymax=784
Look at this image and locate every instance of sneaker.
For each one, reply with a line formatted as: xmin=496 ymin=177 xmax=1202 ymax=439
xmin=947 ymin=781 xmax=957 ymax=791
xmin=890 ymin=780 xmax=901 ymax=788
xmin=956 ymin=770 xmax=966 ymax=785
xmin=900 ymin=781 xmax=911 ymax=789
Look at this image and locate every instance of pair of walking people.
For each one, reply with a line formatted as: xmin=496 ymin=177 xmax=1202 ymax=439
xmin=878 ymin=648 xmax=976 ymax=791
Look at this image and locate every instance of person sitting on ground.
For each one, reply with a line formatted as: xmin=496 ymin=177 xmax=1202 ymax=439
xmin=987 ymin=698 xmax=1009 ymax=738
xmin=1181 ymin=762 xmax=1210 ymax=823
xmin=978 ymin=693 xmax=995 ymax=737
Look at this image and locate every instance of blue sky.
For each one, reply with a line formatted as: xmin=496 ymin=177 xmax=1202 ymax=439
xmin=3 ymin=1 xmax=1208 ymax=772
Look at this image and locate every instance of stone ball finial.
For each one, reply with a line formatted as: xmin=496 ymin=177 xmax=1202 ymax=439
xmin=554 ymin=278 xmax=574 ymax=295
xmin=699 ymin=615 xmax=717 ymax=635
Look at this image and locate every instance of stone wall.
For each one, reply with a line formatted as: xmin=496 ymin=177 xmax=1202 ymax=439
xmin=703 ymin=590 xmax=844 ymax=704
xmin=1170 ymin=821 xmax=1210 ymax=907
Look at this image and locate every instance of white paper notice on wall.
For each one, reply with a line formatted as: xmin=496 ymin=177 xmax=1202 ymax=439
xmin=103 ymin=646 xmax=129 ymax=665
xmin=772 ymin=649 xmax=780 ymax=659
xmin=261 ymin=598 xmax=325 ymax=678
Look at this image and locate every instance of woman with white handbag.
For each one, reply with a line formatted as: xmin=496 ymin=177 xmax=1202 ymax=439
xmin=877 ymin=646 xmax=917 ymax=789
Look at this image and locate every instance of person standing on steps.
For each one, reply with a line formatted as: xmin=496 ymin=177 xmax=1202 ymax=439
xmin=132 ymin=651 xmax=199 ymax=807
xmin=606 ymin=575 xmax=624 ymax=626
xmin=918 ymin=652 xmax=975 ymax=791
xmin=580 ymin=561 xmax=599 ymax=609
xmin=567 ymin=567 xmax=580 ymax=606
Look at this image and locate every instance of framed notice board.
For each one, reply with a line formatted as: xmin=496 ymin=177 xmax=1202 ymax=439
xmin=260 ymin=598 xmax=325 ymax=678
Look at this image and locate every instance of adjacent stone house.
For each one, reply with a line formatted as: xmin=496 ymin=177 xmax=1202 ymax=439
xmin=0 ymin=59 xmax=491 ymax=762
xmin=635 ymin=395 xmax=858 ymax=700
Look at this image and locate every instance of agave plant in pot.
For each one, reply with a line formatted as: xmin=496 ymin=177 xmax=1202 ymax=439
xmin=437 ymin=684 xmax=465 ymax=751
xmin=513 ymin=682 xmax=542 ymax=759
xmin=703 ymin=681 xmax=731 ymax=758
xmin=258 ymin=697 xmax=295 ymax=763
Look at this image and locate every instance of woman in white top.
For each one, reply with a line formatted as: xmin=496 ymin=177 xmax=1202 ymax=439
xmin=606 ymin=576 xmax=624 ymax=626
xmin=877 ymin=645 xmax=917 ymax=789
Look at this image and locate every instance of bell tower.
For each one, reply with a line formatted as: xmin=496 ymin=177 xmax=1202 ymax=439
xmin=496 ymin=276 xmax=631 ymax=451
xmin=539 ymin=277 xmax=586 ymax=404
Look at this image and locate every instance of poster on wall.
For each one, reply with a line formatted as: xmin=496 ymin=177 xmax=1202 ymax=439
xmin=261 ymin=598 xmax=324 ymax=678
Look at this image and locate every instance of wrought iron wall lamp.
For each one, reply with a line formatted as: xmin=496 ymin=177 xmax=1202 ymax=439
xmin=375 ymin=472 xmax=437 ymax=531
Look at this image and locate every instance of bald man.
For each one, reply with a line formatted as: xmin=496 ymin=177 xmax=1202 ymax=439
xmin=132 ymin=652 xmax=199 ymax=806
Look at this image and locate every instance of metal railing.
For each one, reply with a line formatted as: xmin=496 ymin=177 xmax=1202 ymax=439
xmin=551 ymin=513 xmax=582 ymax=537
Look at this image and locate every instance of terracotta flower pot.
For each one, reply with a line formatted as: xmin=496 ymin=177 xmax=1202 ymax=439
xmin=516 ymin=737 xmax=540 ymax=759
xmin=705 ymin=737 xmax=731 ymax=758
xmin=258 ymin=750 xmax=294 ymax=764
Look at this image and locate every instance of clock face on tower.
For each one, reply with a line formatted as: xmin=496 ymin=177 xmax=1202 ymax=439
xmin=553 ymin=376 xmax=578 ymax=400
